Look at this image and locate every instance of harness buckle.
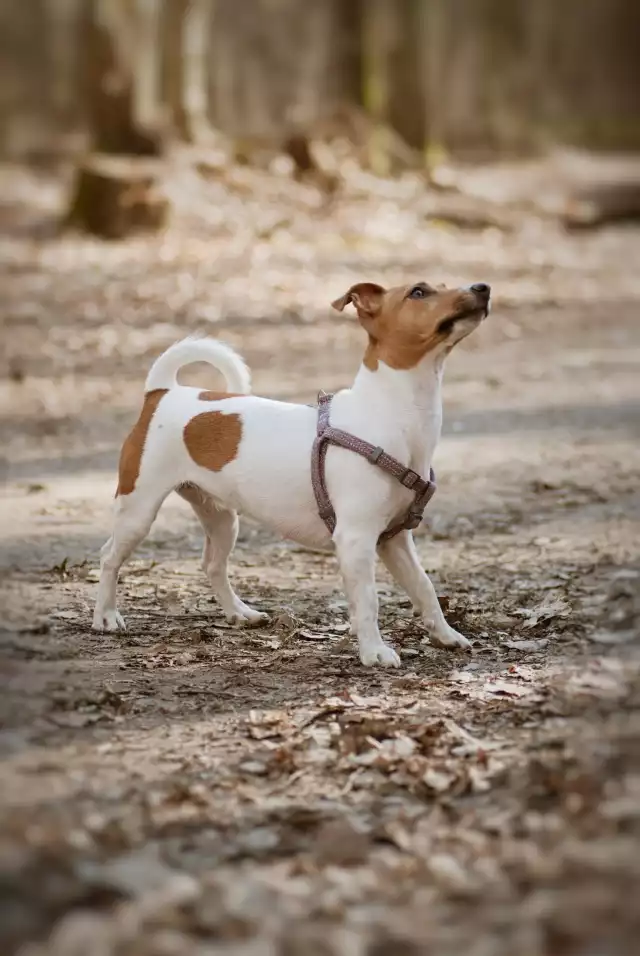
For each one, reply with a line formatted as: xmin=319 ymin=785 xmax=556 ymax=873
xmin=401 ymin=468 xmax=419 ymax=489
xmin=405 ymin=511 xmax=424 ymax=530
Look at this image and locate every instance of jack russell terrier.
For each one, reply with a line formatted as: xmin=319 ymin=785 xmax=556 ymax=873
xmin=92 ymin=279 xmax=491 ymax=667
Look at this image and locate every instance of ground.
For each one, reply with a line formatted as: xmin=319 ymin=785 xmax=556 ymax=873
xmin=1 ymin=161 xmax=639 ymax=956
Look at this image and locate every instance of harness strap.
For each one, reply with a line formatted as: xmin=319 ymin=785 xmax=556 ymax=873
xmin=311 ymin=392 xmax=436 ymax=543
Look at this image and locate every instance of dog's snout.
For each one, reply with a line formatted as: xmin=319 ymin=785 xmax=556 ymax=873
xmin=470 ymin=283 xmax=491 ymax=297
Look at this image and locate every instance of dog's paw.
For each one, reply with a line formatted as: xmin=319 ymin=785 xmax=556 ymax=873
xmin=359 ymin=642 xmax=401 ymax=668
xmin=226 ymin=606 xmax=269 ymax=628
xmin=92 ymin=608 xmax=126 ymax=632
xmin=426 ymin=624 xmax=471 ymax=651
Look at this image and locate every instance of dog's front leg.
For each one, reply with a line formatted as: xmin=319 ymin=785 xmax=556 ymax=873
xmin=334 ymin=525 xmax=401 ymax=668
xmin=378 ymin=531 xmax=471 ymax=650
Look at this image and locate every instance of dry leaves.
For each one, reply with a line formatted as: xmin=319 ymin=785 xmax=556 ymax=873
xmin=519 ymin=598 xmax=571 ymax=629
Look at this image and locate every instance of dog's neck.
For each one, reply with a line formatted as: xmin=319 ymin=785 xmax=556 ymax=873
xmin=350 ymin=354 xmax=445 ymax=472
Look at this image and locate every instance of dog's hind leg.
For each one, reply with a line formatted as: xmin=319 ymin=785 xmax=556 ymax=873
xmin=378 ymin=531 xmax=470 ymax=650
xmin=177 ymin=484 xmax=268 ymax=626
xmin=93 ymin=485 xmax=171 ymax=632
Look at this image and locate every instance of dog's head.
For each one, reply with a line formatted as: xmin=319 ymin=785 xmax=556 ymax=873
xmin=331 ymin=280 xmax=490 ymax=372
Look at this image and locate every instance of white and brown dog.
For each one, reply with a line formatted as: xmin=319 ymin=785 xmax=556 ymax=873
xmin=93 ymin=279 xmax=491 ymax=667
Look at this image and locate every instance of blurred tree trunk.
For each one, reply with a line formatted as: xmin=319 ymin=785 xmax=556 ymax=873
xmin=361 ymin=0 xmax=394 ymax=174
xmin=423 ymin=0 xmax=447 ymax=155
xmin=134 ymin=0 xmax=163 ymax=132
xmin=207 ymin=0 xmax=237 ymax=134
xmin=332 ymin=0 xmax=365 ymax=109
xmin=5 ymin=0 xmax=639 ymax=162
xmin=163 ymin=0 xmax=213 ymax=143
xmin=387 ymin=0 xmax=427 ymax=151
xmin=289 ymin=0 xmax=333 ymax=129
xmin=0 ymin=0 xmax=49 ymax=155
xmin=79 ymin=0 xmax=163 ymax=155
xmin=68 ymin=0 xmax=165 ymax=236
xmin=46 ymin=0 xmax=81 ymax=136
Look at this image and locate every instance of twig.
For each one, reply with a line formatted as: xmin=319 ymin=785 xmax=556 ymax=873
xmin=127 ymin=611 xmax=227 ymax=623
xmin=299 ymin=704 xmax=346 ymax=730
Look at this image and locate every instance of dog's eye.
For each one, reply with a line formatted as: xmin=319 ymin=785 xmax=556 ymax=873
xmin=408 ymin=284 xmax=432 ymax=299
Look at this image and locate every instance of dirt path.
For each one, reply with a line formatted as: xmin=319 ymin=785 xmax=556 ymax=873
xmin=1 ymin=166 xmax=640 ymax=955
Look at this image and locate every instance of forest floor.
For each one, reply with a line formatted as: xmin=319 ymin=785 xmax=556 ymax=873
xmin=1 ymin=160 xmax=640 ymax=956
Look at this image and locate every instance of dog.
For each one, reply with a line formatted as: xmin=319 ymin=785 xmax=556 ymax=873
xmin=92 ymin=279 xmax=491 ymax=667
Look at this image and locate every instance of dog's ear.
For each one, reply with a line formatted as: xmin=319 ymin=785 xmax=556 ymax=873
xmin=331 ymin=283 xmax=386 ymax=316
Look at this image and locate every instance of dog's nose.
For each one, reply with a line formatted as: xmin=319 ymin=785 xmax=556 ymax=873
xmin=471 ymin=283 xmax=491 ymax=297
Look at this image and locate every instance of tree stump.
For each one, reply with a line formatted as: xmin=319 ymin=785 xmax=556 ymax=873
xmin=65 ymin=155 xmax=169 ymax=239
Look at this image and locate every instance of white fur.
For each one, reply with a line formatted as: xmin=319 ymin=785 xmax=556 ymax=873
xmin=93 ymin=335 xmax=472 ymax=666
xmin=145 ymin=336 xmax=251 ymax=394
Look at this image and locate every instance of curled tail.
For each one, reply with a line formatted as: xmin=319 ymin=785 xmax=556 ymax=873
xmin=144 ymin=336 xmax=251 ymax=394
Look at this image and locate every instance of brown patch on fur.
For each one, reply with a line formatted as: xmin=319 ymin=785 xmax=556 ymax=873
xmin=332 ymin=281 xmax=484 ymax=371
xmin=197 ymin=390 xmax=241 ymax=401
xmin=183 ymin=410 xmax=242 ymax=472
xmin=116 ymin=389 xmax=168 ymax=496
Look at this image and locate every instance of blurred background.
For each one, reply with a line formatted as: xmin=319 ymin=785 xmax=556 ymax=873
xmin=1 ymin=0 xmax=639 ymax=240
xmin=1 ymin=0 xmax=639 ymax=161
xmin=2 ymin=5 xmax=640 ymax=955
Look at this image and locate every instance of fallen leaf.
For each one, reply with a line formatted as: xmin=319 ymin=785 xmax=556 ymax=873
xmin=377 ymin=735 xmax=417 ymax=760
xmin=504 ymin=638 xmax=549 ymax=651
xmin=449 ymin=670 xmax=477 ymax=683
xmin=507 ymin=664 xmax=536 ymax=681
xmin=445 ymin=719 xmax=503 ymax=754
xmin=483 ymin=679 xmax=537 ymax=699
xmin=249 ymin=709 xmax=286 ymax=726
xmin=348 ymin=693 xmax=384 ymax=707
xmin=423 ymin=767 xmax=456 ymax=792
xmin=520 ymin=598 xmax=571 ymax=629
xmin=296 ymin=629 xmax=329 ymax=641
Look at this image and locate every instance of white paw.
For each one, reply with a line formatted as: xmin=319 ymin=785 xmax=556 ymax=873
xmin=359 ymin=642 xmax=401 ymax=668
xmin=226 ymin=607 xmax=269 ymax=628
xmin=426 ymin=624 xmax=471 ymax=651
xmin=92 ymin=608 xmax=126 ymax=632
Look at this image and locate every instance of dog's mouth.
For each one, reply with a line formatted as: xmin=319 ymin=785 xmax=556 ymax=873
xmin=458 ymin=292 xmax=491 ymax=320
xmin=458 ymin=304 xmax=489 ymax=321
xmin=437 ymin=303 xmax=489 ymax=335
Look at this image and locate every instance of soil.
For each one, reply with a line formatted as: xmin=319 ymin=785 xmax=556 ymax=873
xmin=1 ymin=162 xmax=639 ymax=956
